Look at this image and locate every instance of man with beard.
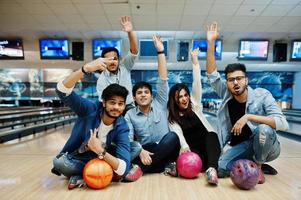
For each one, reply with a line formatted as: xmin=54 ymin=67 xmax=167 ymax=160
xmin=205 ymin=22 xmax=289 ymax=184
xmin=124 ymin=36 xmax=180 ymax=176
xmin=96 ymin=16 xmax=138 ymax=112
xmin=51 ymin=57 xmax=138 ymax=189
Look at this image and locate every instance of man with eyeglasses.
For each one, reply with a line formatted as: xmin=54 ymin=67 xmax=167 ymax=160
xmin=205 ymin=22 xmax=289 ymax=184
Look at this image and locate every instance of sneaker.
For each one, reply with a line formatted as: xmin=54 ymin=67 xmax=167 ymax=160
xmin=258 ymin=169 xmax=265 ymax=184
xmin=164 ymin=162 xmax=178 ymax=177
xmin=68 ymin=175 xmax=86 ymax=190
xmin=206 ymin=167 xmax=218 ymax=185
xmin=51 ymin=167 xmax=61 ymax=176
xmin=261 ymin=164 xmax=278 ymax=175
xmin=123 ymin=164 xmax=143 ymax=182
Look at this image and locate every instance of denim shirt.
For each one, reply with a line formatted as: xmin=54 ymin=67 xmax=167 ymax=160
xmin=125 ymin=79 xmax=169 ymax=147
xmin=207 ymin=70 xmax=289 ymax=147
xmin=96 ymin=52 xmax=138 ymax=105
xmin=56 ymin=89 xmax=131 ymax=175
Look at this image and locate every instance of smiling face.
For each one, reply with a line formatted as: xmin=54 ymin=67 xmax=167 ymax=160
xmin=176 ymin=88 xmax=190 ymax=110
xmin=133 ymin=86 xmax=152 ymax=107
xmin=103 ymin=51 xmax=119 ymax=73
xmin=102 ymin=96 xmax=125 ymax=119
xmin=226 ymin=70 xmax=248 ymax=96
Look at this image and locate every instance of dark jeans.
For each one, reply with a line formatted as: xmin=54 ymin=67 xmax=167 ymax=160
xmin=190 ymin=131 xmax=221 ymax=171
xmin=132 ymin=131 xmax=180 ymax=173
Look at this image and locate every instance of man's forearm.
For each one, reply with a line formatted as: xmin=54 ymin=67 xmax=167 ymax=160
xmin=128 ymin=31 xmax=138 ymax=54
xmin=247 ymin=114 xmax=276 ymax=129
xmin=62 ymin=67 xmax=85 ymax=88
xmin=206 ymin=40 xmax=216 ymax=74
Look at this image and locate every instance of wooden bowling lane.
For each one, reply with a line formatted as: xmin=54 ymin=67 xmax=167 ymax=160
xmin=0 ymin=124 xmax=301 ymax=200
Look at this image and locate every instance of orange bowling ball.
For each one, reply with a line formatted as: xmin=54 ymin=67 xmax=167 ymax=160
xmin=83 ymin=158 xmax=113 ymax=189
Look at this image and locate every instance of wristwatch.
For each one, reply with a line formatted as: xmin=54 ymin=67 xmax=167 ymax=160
xmin=98 ymin=149 xmax=106 ymax=159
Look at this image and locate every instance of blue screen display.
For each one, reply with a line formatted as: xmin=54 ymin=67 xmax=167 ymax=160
xmin=238 ymin=40 xmax=269 ymax=60
xmin=139 ymin=40 xmax=168 ymax=58
xmin=291 ymin=40 xmax=301 ymax=61
xmin=92 ymin=39 xmax=122 ymax=59
xmin=192 ymin=40 xmax=222 ymax=60
xmin=39 ymin=39 xmax=69 ymax=59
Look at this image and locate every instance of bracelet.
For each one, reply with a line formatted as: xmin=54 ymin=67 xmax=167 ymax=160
xmin=157 ymin=51 xmax=164 ymax=54
xmin=81 ymin=65 xmax=88 ymax=75
xmin=98 ymin=149 xmax=106 ymax=159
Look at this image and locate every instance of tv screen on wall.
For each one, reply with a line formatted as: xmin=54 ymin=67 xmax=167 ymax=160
xmin=0 ymin=39 xmax=24 ymax=59
xmin=92 ymin=39 xmax=122 ymax=59
xmin=290 ymin=40 xmax=301 ymax=61
xmin=238 ymin=40 xmax=269 ymax=60
xmin=39 ymin=39 xmax=69 ymax=59
xmin=192 ymin=39 xmax=222 ymax=60
xmin=139 ymin=39 xmax=168 ymax=59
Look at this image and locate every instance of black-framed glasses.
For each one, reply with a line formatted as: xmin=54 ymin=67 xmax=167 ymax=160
xmin=227 ymin=76 xmax=246 ymax=83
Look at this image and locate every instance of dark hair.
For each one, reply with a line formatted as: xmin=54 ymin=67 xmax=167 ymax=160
xmin=167 ymin=83 xmax=193 ymax=123
xmin=224 ymin=63 xmax=246 ymax=77
xmin=101 ymin=47 xmax=120 ymax=59
xmin=101 ymin=83 xmax=128 ymax=102
xmin=132 ymin=81 xmax=153 ymax=97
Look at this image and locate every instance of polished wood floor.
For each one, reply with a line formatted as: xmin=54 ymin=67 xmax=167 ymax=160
xmin=0 ymin=124 xmax=300 ymax=200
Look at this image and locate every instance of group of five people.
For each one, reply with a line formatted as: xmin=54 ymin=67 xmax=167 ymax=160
xmin=51 ymin=17 xmax=288 ymax=189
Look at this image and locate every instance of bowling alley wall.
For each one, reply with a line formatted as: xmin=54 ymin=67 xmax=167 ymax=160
xmin=0 ymin=38 xmax=300 ymax=109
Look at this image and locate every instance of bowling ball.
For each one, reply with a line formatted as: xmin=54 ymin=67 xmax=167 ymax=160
xmin=176 ymin=152 xmax=202 ymax=178
xmin=230 ymin=159 xmax=260 ymax=190
xmin=83 ymin=159 xmax=113 ymax=189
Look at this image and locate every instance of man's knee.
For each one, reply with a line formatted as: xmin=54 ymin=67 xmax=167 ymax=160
xmin=254 ymin=124 xmax=275 ymax=146
xmin=53 ymin=153 xmax=84 ymax=178
xmin=166 ymin=131 xmax=180 ymax=144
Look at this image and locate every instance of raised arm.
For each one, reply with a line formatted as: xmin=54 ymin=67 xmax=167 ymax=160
xmin=206 ymin=22 xmax=219 ymax=74
xmin=63 ymin=57 xmax=113 ymax=88
xmin=57 ymin=57 xmax=113 ymax=116
xmin=120 ymin=16 xmax=138 ymax=55
xmin=191 ymin=49 xmax=202 ymax=103
xmin=153 ymin=35 xmax=167 ymax=80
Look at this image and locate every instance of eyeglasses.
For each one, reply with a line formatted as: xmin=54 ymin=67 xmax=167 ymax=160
xmin=226 ymin=76 xmax=246 ymax=83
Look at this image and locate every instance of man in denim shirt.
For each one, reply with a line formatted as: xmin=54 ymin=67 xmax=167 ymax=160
xmin=97 ymin=16 xmax=138 ymax=111
xmin=205 ymin=22 xmax=289 ymax=183
xmin=125 ymin=36 xmax=180 ymax=175
xmin=51 ymin=57 xmax=136 ymax=189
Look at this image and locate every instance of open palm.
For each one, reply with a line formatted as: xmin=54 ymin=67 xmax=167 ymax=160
xmin=153 ymin=35 xmax=164 ymax=52
xmin=207 ymin=22 xmax=220 ymax=41
xmin=120 ymin=16 xmax=133 ymax=32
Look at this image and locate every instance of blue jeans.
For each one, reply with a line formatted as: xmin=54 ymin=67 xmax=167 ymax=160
xmin=53 ymin=145 xmax=117 ymax=178
xmin=218 ymin=124 xmax=281 ymax=177
xmin=52 ymin=152 xmax=90 ymax=178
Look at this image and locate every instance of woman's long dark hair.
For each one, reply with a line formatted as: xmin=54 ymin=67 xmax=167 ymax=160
xmin=167 ymin=83 xmax=193 ymax=124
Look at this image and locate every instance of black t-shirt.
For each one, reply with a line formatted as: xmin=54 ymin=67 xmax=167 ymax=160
xmin=178 ymin=112 xmax=207 ymax=153
xmin=227 ymin=98 xmax=252 ymax=146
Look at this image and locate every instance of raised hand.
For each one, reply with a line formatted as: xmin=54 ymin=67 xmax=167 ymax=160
xmin=83 ymin=57 xmax=114 ymax=73
xmin=207 ymin=22 xmax=220 ymax=42
xmin=120 ymin=16 xmax=133 ymax=32
xmin=190 ymin=48 xmax=199 ymax=65
xmin=152 ymin=35 xmax=164 ymax=52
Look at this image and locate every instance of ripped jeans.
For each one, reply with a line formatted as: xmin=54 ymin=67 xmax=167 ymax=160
xmin=218 ymin=124 xmax=281 ymax=177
